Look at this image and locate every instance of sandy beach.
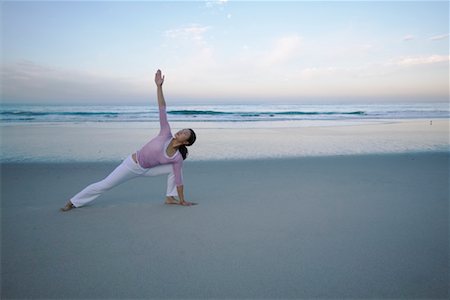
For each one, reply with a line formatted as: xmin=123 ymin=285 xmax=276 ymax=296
xmin=1 ymin=152 xmax=448 ymax=299
xmin=2 ymin=0 xmax=449 ymax=298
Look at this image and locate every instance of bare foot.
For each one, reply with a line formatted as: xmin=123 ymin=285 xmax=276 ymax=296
xmin=165 ymin=196 xmax=179 ymax=205
xmin=60 ymin=201 xmax=75 ymax=212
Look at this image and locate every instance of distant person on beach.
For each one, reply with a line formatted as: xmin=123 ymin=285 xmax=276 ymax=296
xmin=61 ymin=69 xmax=197 ymax=211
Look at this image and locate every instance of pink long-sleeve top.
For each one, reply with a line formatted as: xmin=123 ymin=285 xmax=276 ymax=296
xmin=136 ymin=106 xmax=183 ymax=186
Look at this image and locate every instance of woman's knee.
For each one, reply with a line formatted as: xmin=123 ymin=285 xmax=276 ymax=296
xmin=90 ymin=180 xmax=113 ymax=192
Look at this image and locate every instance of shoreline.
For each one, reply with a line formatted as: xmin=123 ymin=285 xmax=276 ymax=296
xmin=0 ymin=116 xmax=447 ymax=128
xmin=1 ymin=149 xmax=449 ymax=165
xmin=1 ymin=119 xmax=449 ymax=163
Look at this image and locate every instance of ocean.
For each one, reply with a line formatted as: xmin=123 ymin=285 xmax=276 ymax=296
xmin=1 ymin=102 xmax=449 ymax=125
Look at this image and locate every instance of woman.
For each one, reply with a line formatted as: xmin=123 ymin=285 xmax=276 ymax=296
xmin=61 ymin=69 xmax=197 ymax=211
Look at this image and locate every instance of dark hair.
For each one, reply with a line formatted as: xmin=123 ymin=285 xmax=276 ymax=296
xmin=178 ymin=128 xmax=196 ymax=160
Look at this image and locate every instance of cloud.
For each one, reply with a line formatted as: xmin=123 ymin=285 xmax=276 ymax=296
xmin=162 ymin=24 xmax=215 ymax=73
xmin=394 ymin=55 xmax=450 ymax=66
xmin=1 ymin=60 xmax=147 ymax=103
xmin=298 ymin=64 xmax=386 ymax=80
xmin=203 ymin=0 xmax=230 ymax=20
xmin=164 ymin=24 xmax=211 ymax=42
xmin=297 ymin=54 xmax=450 ymax=81
xmin=260 ymin=35 xmax=302 ymax=67
xmin=205 ymin=0 xmax=228 ymax=8
xmin=402 ymin=34 xmax=415 ymax=41
xmin=299 ymin=67 xmax=339 ymax=79
xmin=162 ymin=24 xmax=216 ymax=69
xmin=429 ymin=33 xmax=449 ymax=41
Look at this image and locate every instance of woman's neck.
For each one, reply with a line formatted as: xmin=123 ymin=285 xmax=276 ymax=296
xmin=170 ymin=138 xmax=183 ymax=149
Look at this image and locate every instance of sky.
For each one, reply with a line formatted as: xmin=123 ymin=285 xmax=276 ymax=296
xmin=1 ymin=0 xmax=449 ymax=105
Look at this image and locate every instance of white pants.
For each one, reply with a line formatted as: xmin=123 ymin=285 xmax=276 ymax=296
xmin=70 ymin=154 xmax=178 ymax=207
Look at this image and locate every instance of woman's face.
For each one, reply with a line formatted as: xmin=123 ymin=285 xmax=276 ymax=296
xmin=175 ymin=129 xmax=191 ymax=144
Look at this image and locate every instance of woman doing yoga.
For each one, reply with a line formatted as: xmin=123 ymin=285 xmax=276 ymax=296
xmin=61 ymin=69 xmax=197 ymax=211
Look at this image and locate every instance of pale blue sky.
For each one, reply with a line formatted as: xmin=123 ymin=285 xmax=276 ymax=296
xmin=1 ymin=0 xmax=449 ymax=104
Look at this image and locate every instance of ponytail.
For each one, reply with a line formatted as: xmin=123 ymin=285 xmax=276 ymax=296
xmin=179 ymin=145 xmax=188 ymax=160
xmin=179 ymin=128 xmax=196 ymax=160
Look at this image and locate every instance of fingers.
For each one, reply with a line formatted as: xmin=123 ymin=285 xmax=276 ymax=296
xmin=155 ymin=70 xmax=164 ymax=83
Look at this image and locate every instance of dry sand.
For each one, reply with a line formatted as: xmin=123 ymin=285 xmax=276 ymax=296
xmin=1 ymin=152 xmax=449 ymax=298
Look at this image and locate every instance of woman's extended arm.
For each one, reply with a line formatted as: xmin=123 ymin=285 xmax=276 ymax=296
xmin=155 ymin=69 xmax=171 ymax=135
xmin=155 ymin=69 xmax=166 ymax=108
xmin=176 ymin=186 xmax=196 ymax=206
xmin=173 ymin=163 xmax=194 ymax=206
xmin=177 ymin=185 xmax=186 ymax=203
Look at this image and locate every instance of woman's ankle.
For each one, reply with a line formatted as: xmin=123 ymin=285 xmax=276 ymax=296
xmin=61 ymin=201 xmax=75 ymax=211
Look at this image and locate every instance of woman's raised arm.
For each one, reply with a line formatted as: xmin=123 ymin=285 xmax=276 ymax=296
xmin=155 ymin=69 xmax=166 ymax=108
xmin=154 ymin=69 xmax=171 ymax=135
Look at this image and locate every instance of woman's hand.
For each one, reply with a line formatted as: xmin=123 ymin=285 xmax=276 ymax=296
xmin=155 ymin=69 xmax=165 ymax=86
xmin=179 ymin=200 xmax=197 ymax=206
